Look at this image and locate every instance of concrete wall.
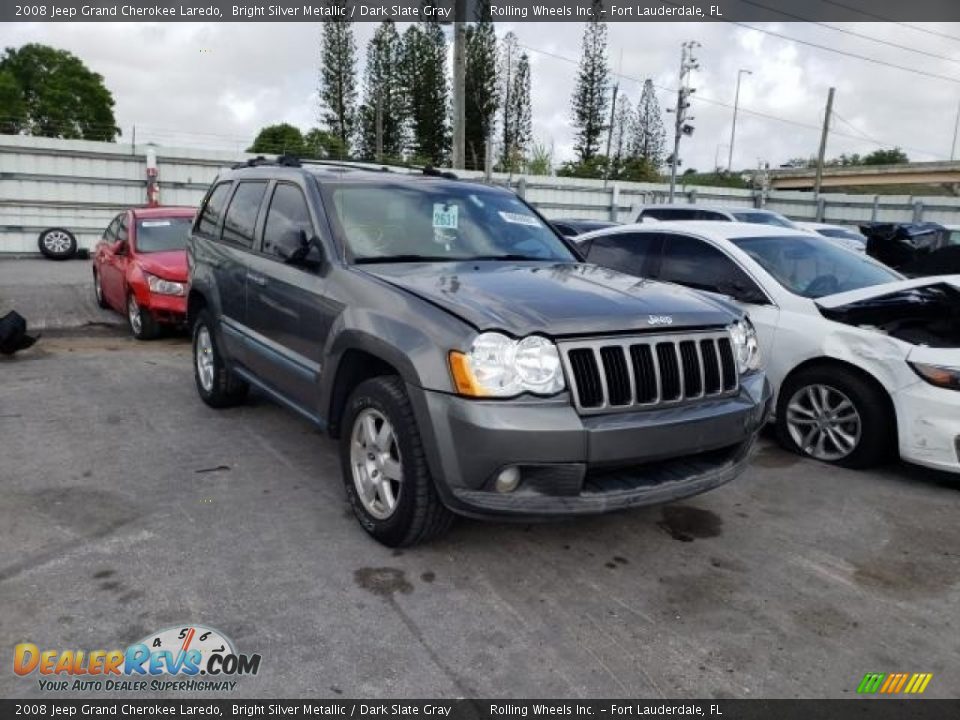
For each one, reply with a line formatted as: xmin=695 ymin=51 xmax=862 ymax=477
xmin=4 ymin=134 xmax=960 ymax=254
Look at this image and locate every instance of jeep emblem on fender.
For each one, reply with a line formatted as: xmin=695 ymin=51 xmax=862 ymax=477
xmin=648 ymin=315 xmax=674 ymax=326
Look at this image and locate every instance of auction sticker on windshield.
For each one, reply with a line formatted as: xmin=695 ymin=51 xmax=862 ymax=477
xmin=13 ymin=624 xmax=261 ymax=693
xmin=432 ymin=203 xmax=458 ymax=230
xmin=498 ymin=211 xmax=542 ymax=227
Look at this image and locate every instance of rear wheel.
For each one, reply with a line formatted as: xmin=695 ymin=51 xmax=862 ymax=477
xmin=192 ymin=309 xmax=248 ymax=408
xmin=776 ymin=366 xmax=894 ymax=469
xmin=340 ymin=376 xmax=454 ymax=547
xmin=127 ymin=293 xmax=159 ymax=340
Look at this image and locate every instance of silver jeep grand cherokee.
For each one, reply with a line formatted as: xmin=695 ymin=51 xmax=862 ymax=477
xmin=187 ymin=158 xmax=772 ymax=546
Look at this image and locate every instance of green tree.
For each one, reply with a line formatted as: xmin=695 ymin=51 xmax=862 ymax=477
xmin=630 ymin=79 xmax=666 ymax=170
xmin=247 ymin=123 xmax=306 ymax=155
xmin=464 ymin=0 xmax=499 ymax=171
xmin=526 ymin=139 xmax=553 ymax=176
xmin=402 ymin=11 xmax=450 ymax=166
xmin=0 ymin=43 xmax=119 ymax=141
xmin=0 ymin=68 xmax=25 ymax=133
xmin=498 ymin=32 xmax=521 ymax=170
xmin=570 ymin=4 xmax=609 ymax=162
xmin=862 ymin=147 xmax=908 ymax=165
xmin=304 ymin=128 xmax=347 ymax=159
xmin=557 ymin=156 xmax=608 ymax=179
xmin=318 ymin=13 xmax=358 ymax=158
xmin=357 ymin=20 xmax=407 ymax=162
xmin=500 ymin=51 xmax=531 ymax=172
xmin=607 ymin=95 xmax=632 ymax=179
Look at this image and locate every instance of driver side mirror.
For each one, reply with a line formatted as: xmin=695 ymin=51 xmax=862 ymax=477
xmin=277 ymin=229 xmax=322 ymax=269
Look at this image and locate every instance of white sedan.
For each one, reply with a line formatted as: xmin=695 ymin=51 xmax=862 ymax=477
xmin=575 ymin=221 xmax=960 ymax=473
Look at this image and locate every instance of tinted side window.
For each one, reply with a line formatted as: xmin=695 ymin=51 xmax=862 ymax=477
xmin=197 ymin=182 xmax=233 ymax=238
xmin=222 ymin=181 xmax=268 ymax=248
xmin=643 ymin=208 xmax=699 ymax=221
xmin=586 ymin=233 xmax=657 ymax=277
xmin=117 ymin=215 xmax=129 ymax=243
xmin=553 ymin=223 xmax=575 ymax=237
xmin=697 ymin=210 xmax=729 ymax=221
xmin=263 ymin=184 xmax=316 ymax=260
xmin=104 ymin=215 xmax=122 ymax=242
xmin=658 ymin=235 xmax=765 ymax=300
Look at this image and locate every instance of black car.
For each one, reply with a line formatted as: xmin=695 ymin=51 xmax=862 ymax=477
xmin=186 ymin=157 xmax=770 ymax=546
xmin=861 ymin=222 xmax=960 ymax=276
xmin=551 ymin=218 xmax=620 ymax=237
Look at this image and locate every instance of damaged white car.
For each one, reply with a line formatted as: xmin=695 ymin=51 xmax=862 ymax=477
xmin=575 ymin=222 xmax=960 ymax=473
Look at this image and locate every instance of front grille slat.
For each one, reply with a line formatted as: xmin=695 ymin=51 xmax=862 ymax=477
xmin=562 ymin=330 xmax=740 ymax=415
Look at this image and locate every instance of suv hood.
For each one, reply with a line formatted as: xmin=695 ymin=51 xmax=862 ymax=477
xmin=362 ymin=261 xmax=737 ymax=337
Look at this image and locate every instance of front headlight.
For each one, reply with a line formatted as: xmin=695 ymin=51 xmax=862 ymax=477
xmin=729 ymin=318 xmax=761 ymax=374
xmin=910 ymin=362 xmax=960 ymax=391
xmin=448 ymin=332 xmax=565 ymax=397
xmin=146 ymin=273 xmax=185 ymax=296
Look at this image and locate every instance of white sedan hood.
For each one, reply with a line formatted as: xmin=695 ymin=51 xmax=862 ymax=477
xmin=816 ymin=274 xmax=960 ymax=309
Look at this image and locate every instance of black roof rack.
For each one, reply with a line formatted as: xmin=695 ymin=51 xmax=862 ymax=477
xmin=230 ymin=155 xmax=461 ymax=180
xmin=422 ymin=165 xmax=459 ymax=180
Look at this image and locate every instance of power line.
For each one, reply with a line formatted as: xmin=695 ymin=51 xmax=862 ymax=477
xmin=517 ymin=43 xmax=943 ymax=157
xmin=728 ymin=22 xmax=960 ymax=85
xmin=734 ymin=0 xmax=960 ymax=68
xmin=829 ymin=109 xmax=887 ymax=147
xmin=816 ymin=0 xmax=960 ymax=44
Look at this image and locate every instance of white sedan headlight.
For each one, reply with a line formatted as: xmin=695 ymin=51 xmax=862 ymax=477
xmin=729 ymin=318 xmax=761 ymax=373
xmin=449 ymin=332 xmax=565 ymax=397
xmin=146 ymin=273 xmax=185 ymax=296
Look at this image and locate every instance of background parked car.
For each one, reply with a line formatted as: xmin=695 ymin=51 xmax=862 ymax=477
xmin=550 ymin=218 xmax=621 ymax=237
xmin=93 ymin=206 xmax=195 ymax=339
xmin=860 ymin=221 xmax=960 ymax=276
xmin=795 ymin=221 xmax=866 ymax=252
xmin=635 ymin=204 xmax=800 ymax=229
xmin=576 ymin=221 xmax=960 ymax=474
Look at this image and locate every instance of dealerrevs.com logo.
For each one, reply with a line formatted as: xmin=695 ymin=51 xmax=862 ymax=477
xmin=14 ymin=624 xmax=261 ymax=692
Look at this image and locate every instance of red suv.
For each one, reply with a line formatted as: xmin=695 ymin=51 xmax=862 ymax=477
xmin=93 ymin=206 xmax=195 ymax=339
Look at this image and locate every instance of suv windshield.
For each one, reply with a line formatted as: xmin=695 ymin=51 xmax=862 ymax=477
xmin=136 ymin=217 xmax=192 ymax=253
xmin=731 ymin=235 xmax=901 ymax=298
xmin=325 ymin=182 xmax=576 ymax=263
xmin=732 ymin=211 xmax=796 ymax=228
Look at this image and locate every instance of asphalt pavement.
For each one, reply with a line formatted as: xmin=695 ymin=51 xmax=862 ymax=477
xmin=1 ymin=258 xmax=958 ymax=700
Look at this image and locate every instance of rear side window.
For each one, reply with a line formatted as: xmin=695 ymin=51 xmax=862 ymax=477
xmin=196 ymin=182 xmax=233 ymax=238
xmin=117 ymin=215 xmax=129 ymax=243
xmin=103 ymin=215 xmax=122 ymax=242
xmin=642 ymin=208 xmax=728 ymax=221
xmin=657 ymin=234 xmax=765 ymax=302
xmin=585 ymin=233 xmax=658 ymax=277
xmin=222 ymin=181 xmax=268 ymax=248
xmin=262 ymin=183 xmax=318 ymax=261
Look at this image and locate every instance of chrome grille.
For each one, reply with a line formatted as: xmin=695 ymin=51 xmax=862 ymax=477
xmin=560 ymin=331 xmax=739 ymax=415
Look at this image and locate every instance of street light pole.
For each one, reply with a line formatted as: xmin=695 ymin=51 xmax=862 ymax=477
xmin=727 ymin=69 xmax=751 ymax=173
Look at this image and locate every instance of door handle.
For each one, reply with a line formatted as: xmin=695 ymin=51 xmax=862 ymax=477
xmin=246 ymin=272 xmax=267 ymax=286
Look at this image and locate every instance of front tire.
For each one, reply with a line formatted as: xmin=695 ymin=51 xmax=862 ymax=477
xmin=192 ymin=310 xmax=248 ymax=408
xmin=93 ymin=270 xmax=109 ymax=309
xmin=340 ymin=376 xmax=454 ymax=547
xmin=776 ymin=366 xmax=894 ymax=469
xmin=127 ymin=293 xmax=159 ymax=340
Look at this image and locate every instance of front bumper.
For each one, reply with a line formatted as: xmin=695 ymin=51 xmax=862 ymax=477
xmin=896 ymin=379 xmax=960 ymax=474
xmin=139 ymin=291 xmax=187 ymax=325
xmin=409 ymin=372 xmax=771 ymax=519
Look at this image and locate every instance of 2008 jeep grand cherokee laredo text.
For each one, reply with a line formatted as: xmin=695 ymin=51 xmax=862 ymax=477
xmin=186 ymin=158 xmax=772 ymax=546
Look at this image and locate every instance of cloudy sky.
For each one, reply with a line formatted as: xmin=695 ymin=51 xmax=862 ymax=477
xmin=3 ymin=20 xmax=960 ymax=171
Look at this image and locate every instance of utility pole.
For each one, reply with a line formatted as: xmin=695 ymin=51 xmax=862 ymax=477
xmin=814 ymin=86 xmax=835 ymax=198
xmin=728 ymin=69 xmax=751 ymax=172
xmin=668 ymin=41 xmax=700 ymax=202
xmin=451 ymin=0 xmax=467 ymax=169
xmin=951 ymin=97 xmax=960 ymax=160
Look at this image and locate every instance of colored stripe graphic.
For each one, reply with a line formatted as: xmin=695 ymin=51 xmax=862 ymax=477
xmin=858 ymin=672 xmax=932 ymax=694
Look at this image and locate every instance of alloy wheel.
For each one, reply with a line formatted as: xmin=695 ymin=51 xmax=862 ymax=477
xmin=195 ymin=325 xmax=215 ymax=393
xmin=42 ymin=230 xmax=73 ymax=254
xmin=349 ymin=408 xmax=403 ymax=520
xmin=785 ymin=383 xmax=862 ymax=461
xmin=127 ymin=296 xmax=142 ymax=335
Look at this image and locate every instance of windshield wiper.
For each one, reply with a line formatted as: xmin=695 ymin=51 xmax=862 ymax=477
xmin=354 ymin=254 xmax=462 ymax=264
xmin=461 ymin=254 xmax=552 ymax=261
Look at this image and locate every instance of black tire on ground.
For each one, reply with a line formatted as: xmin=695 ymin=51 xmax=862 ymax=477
xmin=776 ymin=365 xmax=894 ymax=469
xmin=37 ymin=228 xmax=78 ymax=260
xmin=93 ymin=270 xmax=109 ymax=309
xmin=127 ymin=293 xmax=160 ymax=340
xmin=191 ymin=309 xmax=249 ymax=408
xmin=340 ymin=376 xmax=454 ymax=547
